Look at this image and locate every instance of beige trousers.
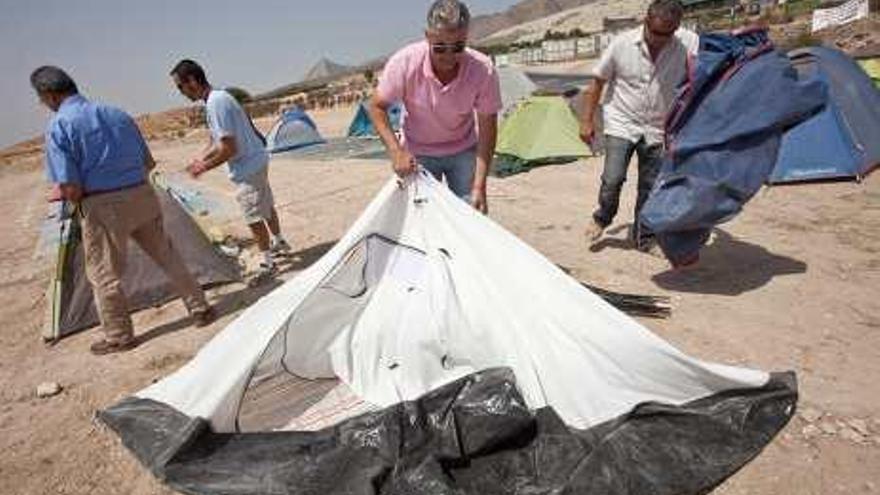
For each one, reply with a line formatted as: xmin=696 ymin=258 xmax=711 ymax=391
xmin=80 ymin=184 xmax=208 ymax=342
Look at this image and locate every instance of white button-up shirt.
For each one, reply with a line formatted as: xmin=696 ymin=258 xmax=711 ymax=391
xmin=592 ymin=26 xmax=699 ymax=145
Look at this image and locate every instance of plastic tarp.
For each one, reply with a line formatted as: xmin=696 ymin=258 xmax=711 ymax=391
xmin=639 ymin=30 xmax=827 ymax=265
xmin=101 ymin=171 xmax=795 ymax=494
xmin=770 ymin=47 xmax=880 ymax=183
xmin=102 ymin=368 xmax=795 ymax=495
xmin=494 ymin=96 xmax=591 ymax=177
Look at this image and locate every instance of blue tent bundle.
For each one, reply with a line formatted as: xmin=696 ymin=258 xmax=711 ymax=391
xmin=769 ymin=46 xmax=880 ymax=184
xmin=640 ymin=30 xmax=827 ymax=266
xmin=347 ymin=100 xmax=403 ymax=137
xmin=266 ymin=107 xmax=325 ymax=153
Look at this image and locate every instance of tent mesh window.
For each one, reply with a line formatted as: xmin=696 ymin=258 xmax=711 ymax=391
xmin=236 ymin=234 xmax=427 ymax=432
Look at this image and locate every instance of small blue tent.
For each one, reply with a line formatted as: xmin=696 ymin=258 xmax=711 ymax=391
xmin=347 ymin=101 xmax=403 ymax=138
xmin=770 ymin=47 xmax=880 ymax=183
xmin=266 ymin=108 xmax=325 ymax=153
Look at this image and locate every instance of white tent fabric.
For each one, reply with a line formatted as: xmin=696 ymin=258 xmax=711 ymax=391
xmin=136 ymin=171 xmax=767 ymax=433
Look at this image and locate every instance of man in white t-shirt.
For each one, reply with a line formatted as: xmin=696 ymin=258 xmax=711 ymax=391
xmin=579 ymin=0 xmax=698 ymax=251
xmin=171 ymin=59 xmax=289 ymax=279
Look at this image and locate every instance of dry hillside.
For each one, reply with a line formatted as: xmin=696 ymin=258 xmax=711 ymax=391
xmin=478 ymin=0 xmax=651 ymax=45
xmin=470 ymin=0 xmax=603 ymax=39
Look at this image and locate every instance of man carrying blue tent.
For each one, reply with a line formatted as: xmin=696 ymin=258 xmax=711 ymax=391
xmin=579 ymin=0 xmax=697 ymax=252
xmin=638 ymin=31 xmax=829 ymax=266
xmin=368 ymin=0 xmax=502 ymax=213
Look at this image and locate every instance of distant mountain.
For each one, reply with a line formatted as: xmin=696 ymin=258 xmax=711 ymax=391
xmin=470 ymin=0 xmax=601 ymax=41
xmin=302 ymin=58 xmax=355 ymax=82
xmin=257 ymin=56 xmax=388 ymax=101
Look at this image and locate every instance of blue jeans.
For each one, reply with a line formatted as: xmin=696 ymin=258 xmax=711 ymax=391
xmin=417 ymin=147 xmax=476 ymax=201
xmin=593 ymin=135 xmax=663 ymax=247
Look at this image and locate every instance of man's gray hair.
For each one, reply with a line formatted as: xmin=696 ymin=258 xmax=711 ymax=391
xmin=647 ymin=0 xmax=684 ymax=21
xmin=30 ymin=66 xmax=79 ymax=95
xmin=427 ymin=0 xmax=471 ymax=31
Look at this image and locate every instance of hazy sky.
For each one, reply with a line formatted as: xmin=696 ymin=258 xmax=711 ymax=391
xmin=0 ymin=0 xmax=518 ymax=148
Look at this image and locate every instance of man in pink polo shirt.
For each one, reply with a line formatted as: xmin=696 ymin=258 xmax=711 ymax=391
xmin=368 ymin=0 xmax=502 ymax=213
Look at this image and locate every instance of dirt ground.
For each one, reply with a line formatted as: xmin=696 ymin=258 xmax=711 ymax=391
xmin=0 ymin=105 xmax=878 ymax=494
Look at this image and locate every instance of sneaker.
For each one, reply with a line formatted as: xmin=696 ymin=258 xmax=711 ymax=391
xmin=192 ymin=307 xmax=217 ymax=327
xmin=270 ymin=237 xmax=292 ymax=254
xmin=584 ymin=220 xmax=605 ymax=244
xmin=218 ymin=243 xmax=241 ymax=258
xmin=90 ymin=338 xmax=138 ymax=356
xmin=248 ymin=262 xmax=277 ymax=286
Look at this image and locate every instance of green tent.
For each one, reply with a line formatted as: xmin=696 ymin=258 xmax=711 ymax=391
xmin=858 ymin=58 xmax=880 ymax=89
xmin=494 ymin=95 xmax=592 ymax=177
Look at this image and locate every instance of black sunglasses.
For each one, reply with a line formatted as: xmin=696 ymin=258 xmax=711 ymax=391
xmin=432 ymin=41 xmax=466 ymax=54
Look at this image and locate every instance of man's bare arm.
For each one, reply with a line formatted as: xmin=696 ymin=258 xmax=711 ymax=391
xmin=368 ymin=94 xmax=416 ymax=177
xmin=579 ymin=77 xmax=606 ymax=143
xmin=188 ymin=136 xmax=237 ymax=177
xmin=472 ymin=112 xmax=497 ymax=213
xmin=368 ymin=94 xmax=401 ymax=154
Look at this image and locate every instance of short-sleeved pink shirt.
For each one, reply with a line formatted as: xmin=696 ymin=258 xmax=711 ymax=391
xmin=377 ymin=41 xmax=502 ymax=157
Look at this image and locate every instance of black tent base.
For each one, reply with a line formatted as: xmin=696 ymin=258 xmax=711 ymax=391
xmin=492 ymin=154 xmax=583 ymax=178
xmin=100 ymin=368 xmax=796 ymax=495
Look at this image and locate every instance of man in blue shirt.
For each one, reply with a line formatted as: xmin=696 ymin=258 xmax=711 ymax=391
xmin=32 ymin=66 xmax=214 ymax=355
xmin=171 ymin=59 xmax=290 ymax=281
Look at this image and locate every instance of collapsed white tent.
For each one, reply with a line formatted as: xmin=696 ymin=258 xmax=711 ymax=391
xmin=101 ymin=171 xmax=796 ymax=495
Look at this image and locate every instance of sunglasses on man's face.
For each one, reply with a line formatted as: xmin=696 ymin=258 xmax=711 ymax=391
xmin=431 ymin=41 xmax=466 ymax=54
